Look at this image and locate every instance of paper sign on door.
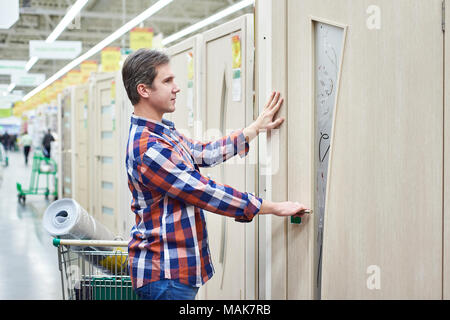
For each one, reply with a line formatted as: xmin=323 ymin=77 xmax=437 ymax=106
xmin=231 ymin=35 xmax=242 ymax=102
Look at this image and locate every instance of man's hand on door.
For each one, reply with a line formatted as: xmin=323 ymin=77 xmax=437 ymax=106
xmin=243 ymin=91 xmax=285 ymax=142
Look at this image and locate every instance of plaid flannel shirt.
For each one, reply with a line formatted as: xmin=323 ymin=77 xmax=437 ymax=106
xmin=126 ymin=114 xmax=262 ymax=289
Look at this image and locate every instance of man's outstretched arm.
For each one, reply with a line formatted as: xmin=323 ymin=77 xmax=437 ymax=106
xmin=140 ymin=140 xmax=261 ymax=222
xmin=178 ymin=129 xmax=250 ymax=168
xmin=178 ymin=91 xmax=286 ymax=167
xmin=139 ymin=138 xmax=308 ymax=222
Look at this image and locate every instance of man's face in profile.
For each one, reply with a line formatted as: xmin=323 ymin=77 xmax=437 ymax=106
xmin=147 ymin=63 xmax=180 ymax=115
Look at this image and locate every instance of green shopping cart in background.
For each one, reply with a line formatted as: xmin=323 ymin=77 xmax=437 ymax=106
xmin=17 ymin=150 xmax=58 ymax=204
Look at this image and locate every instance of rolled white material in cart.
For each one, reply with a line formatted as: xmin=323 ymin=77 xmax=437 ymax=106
xmin=43 ymin=198 xmax=115 ymax=241
xmin=44 ymin=199 xmax=129 ymax=276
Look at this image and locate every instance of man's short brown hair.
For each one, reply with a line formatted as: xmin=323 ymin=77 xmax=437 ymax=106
xmin=122 ymin=49 xmax=170 ymax=105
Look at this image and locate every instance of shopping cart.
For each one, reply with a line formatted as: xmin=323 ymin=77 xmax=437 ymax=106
xmin=53 ymin=238 xmax=139 ymax=300
xmin=17 ymin=150 xmax=58 ymax=203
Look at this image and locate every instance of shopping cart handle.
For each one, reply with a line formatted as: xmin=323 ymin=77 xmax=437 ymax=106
xmin=52 ymin=238 xmax=129 ymax=247
xmin=53 ymin=238 xmax=61 ymax=247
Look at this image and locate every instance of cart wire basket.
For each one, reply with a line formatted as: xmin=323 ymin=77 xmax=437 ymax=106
xmin=53 ymin=238 xmax=139 ymax=300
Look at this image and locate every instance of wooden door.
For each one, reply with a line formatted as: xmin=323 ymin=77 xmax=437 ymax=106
xmin=200 ymin=14 xmax=256 ymax=300
xmin=116 ymin=74 xmax=134 ymax=239
xmin=165 ymin=35 xmax=202 ymax=141
xmin=287 ymin=0 xmax=444 ymax=299
xmin=73 ymin=85 xmax=90 ymax=211
xmin=61 ymin=89 xmax=74 ymax=199
xmin=92 ymin=73 xmax=119 ymax=235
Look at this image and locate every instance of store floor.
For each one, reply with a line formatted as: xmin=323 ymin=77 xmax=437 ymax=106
xmin=0 ymin=149 xmax=62 ymax=300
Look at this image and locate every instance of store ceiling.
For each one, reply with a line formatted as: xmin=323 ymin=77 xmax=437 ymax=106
xmin=0 ymin=0 xmax=252 ymax=95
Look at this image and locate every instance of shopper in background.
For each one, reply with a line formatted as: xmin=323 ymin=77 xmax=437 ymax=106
xmin=11 ymin=134 xmax=18 ymax=151
xmin=42 ymin=129 xmax=54 ymax=158
xmin=1 ymin=132 xmax=10 ymax=151
xmin=20 ymin=131 xmax=33 ymax=165
xmin=122 ymin=49 xmax=309 ymax=301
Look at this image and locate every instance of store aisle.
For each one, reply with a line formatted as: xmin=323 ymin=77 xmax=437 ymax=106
xmin=0 ymin=150 xmax=62 ymax=300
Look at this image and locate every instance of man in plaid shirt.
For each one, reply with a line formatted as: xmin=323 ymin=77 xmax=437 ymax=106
xmin=122 ymin=49 xmax=308 ymax=300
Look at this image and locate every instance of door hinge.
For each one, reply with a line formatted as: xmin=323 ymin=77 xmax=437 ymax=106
xmin=443 ymin=1 xmax=446 ymax=32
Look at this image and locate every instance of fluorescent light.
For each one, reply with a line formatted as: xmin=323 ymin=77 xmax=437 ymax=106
xmin=162 ymin=0 xmax=254 ymax=46
xmin=25 ymin=0 xmax=88 ymax=72
xmin=25 ymin=56 xmax=38 ymax=72
xmin=83 ymin=0 xmax=172 ymax=59
xmin=23 ymin=0 xmax=173 ymax=102
xmin=7 ymin=83 xmax=16 ymax=93
xmin=46 ymin=0 xmax=89 ymax=43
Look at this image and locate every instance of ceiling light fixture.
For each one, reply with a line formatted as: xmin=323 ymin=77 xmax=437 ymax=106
xmin=162 ymin=0 xmax=254 ymax=46
xmin=7 ymin=83 xmax=16 ymax=93
xmin=46 ymin=0 xmax=89 ymax=43
xmin=25 ymin=0 xmax=89 ymax=72
xmin=23 ymin=0 xmax=173 ymax=102
xmin=25 ymin=56 xmax=38 ymax=72
xmin=22 ymin=0 xmax=254 ymax=103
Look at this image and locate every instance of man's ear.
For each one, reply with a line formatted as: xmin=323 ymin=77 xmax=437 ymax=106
xmin=136 ymin=83 xmax=151 ymax=99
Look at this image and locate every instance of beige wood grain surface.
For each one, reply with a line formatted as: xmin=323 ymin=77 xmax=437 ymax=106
xmin=165 ymin=36 xmax=201 ymax=139
xmin=199 ymin=15 xmax=257 ymax=300
xmin=73 ymin=84 xmax=90 ymax=212
xmin=61 ymin=89 xmax=74 ymax=199
xmin=92 ymin=73 xmax=120 ymax=235
xmin=444 ymin=0 xmax=449 ymax=300
xmin=285 ymin=0 xmax=444 ymax=299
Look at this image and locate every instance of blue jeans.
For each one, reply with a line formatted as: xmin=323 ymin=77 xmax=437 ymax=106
xmin=134 ymin=279 xmax=199 ymax=300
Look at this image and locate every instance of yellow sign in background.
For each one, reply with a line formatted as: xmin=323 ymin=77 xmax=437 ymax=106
xmin=101 ymin=47 xmax=121 ymax=72
xmin=130 ymin=27 xmax=154 ymax=51
xmin=67 ymin=70 xmax=83 ymax=86
xmin=81 ymin=60 xmax=98 ymax=82
xmin=231 ymin=35 xmax=241 ymax=69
